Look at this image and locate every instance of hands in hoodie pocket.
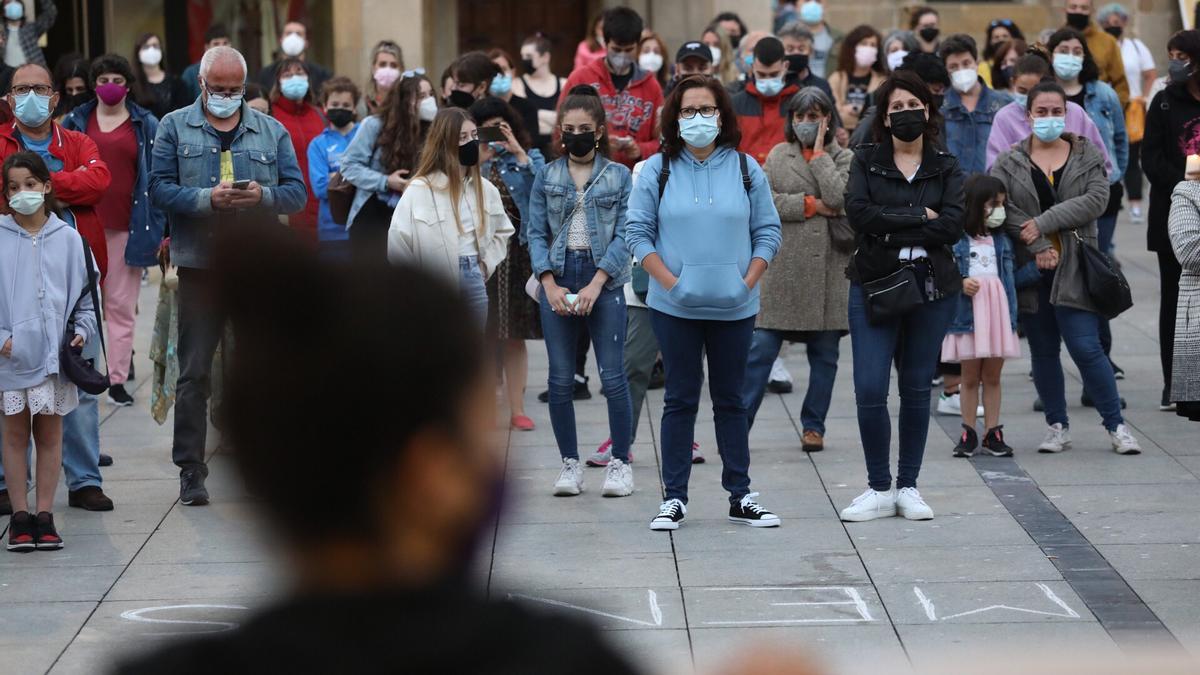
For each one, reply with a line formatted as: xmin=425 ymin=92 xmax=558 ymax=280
xmin=668 ymin=263 xmax=750 ymax=309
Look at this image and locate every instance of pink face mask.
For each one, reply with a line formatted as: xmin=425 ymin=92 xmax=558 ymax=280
xmin=373 ymin=67 xmax=402 ymax=89
xmin=95 ymin=82 xmax=127 ymax=106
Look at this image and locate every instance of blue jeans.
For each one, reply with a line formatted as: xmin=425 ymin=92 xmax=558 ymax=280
xmin=538 ymin=250 xmax=632 ymax=462
xmin=459 ymin=255 xmax=489 ymax=328
xmin=651 ymin=310 xmax=755 ymax=505
xmin=743 ymin=329 xmax=841 ymax=435
xmin=1097 ymin=213 xmax=1117 ymax=256
xmin=1019 ymin=271 xmax=1124 ymax=431
xmin=848 ymin=283 xmax=956 ymax=492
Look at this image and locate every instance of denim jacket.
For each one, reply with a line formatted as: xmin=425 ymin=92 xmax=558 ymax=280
xmin=481 ymin=148 xmax=545 ymax=245
xmin=338 ymin=114 xmax=390 ymax=228
xmin=527 ymin=155 xmax=632 ymax=289
xmin=62 ymin=98 xmax=168 ymax=267
xmin=149 ymin=98 xmax=308 ymax=269
xmin=947 ymin=231 xmax=1037 ymax=333
xmin=1081 ymin=80 xmax=1128 ymax=184
xmin=942 ymin=83 xmax=1013 ymax=176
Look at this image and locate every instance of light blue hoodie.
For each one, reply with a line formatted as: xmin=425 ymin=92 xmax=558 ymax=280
xmin=0 ymin=212 xmax=96 ymax=392
xmin=624 ymin=146 xmax=782 ymax=321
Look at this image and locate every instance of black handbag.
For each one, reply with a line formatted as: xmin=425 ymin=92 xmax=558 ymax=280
xmin=1073 ymin=229 xmax=1133 ymax=319
xmin=59 ymin=235 xmax=109 ymax=395
xmin=862 ymin=263 xmax=924 ymax=325
xmin=827 ymin=216 xmax=856 ymax=254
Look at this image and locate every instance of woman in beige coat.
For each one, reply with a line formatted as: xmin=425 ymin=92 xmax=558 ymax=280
xmin=742 ymin=87 xmax=853 ymax=452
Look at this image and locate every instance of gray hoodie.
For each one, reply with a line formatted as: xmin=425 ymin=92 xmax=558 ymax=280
xmin=0 ymin=212 xmax=96 ymax=391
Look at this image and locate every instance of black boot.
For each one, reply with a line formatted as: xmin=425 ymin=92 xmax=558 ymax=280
xmin=953 ymin=424 xmax=978 ymax=458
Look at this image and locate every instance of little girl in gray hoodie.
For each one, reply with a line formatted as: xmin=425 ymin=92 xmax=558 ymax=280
xmin=0 ymin=151 xmax=96 ymax=552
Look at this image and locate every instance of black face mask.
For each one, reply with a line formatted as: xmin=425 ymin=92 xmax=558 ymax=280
xmin=63 ymin=90 xmax=94 ymax=112
xmin=730 ymin=33 xmax=742 ymax=49
xmin=447 ymin=90 xmax=475 ymax=109
xmin=888 ymin=108 xmax=926 ymax=143
xmin=1170 ymin=59 xmax=1193 ymax=84
xmin=918 ymin=26 xmax=939 ymax=43
xmin=785 ymin=53 xmax=809 ymax=75
xmin=521 ymin=57 xmax=536 ymax=73
xmin=1103 ymin=25 xmax=1122 ymax=39
xmin=932 ymin=93 xmax=945 ymax=110
xmin=562 ymin=130 xmax=597 ymax=158
xmin=1066 ymin=12 xmax=1090 ymax=30
xmin=458 ymin=139 xmax=479 ymax=167
xmin=325 ymin=108 xmax=355 ymax=128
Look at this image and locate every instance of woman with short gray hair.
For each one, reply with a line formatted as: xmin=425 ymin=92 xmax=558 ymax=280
xmin=742 ymin=87 xmax=854 ymax=453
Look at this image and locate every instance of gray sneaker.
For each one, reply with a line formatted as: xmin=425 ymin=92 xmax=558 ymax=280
xmin=180 ymin=469 xmax=209 ymax=506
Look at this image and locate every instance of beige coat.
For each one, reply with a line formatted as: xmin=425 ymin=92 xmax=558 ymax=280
xmin=758 ymin=140 xmax=853 ymax=332
xmin=387 ymin=171 xmax=514 ymax=287
xmin=827 ymin=69 xmax=886 ymax=131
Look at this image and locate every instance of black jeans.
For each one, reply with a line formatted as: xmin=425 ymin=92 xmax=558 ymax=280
xmin=1159 ymin=248 xmax=1183 ymax=394
xmin=172 ymin=268 xmax=226 ymax=475
xmin=349 ymin=195 xmax=393 ymax=262
xmin=1125 ymin=141 xmax=1144 ymax=201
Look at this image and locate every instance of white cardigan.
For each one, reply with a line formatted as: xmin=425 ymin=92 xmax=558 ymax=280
xmin=387 ymin=171 xmax=514 ymax=286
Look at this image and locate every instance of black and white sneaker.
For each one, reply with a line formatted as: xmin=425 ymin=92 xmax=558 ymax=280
xmin=650 ymin=499 xmax=686 ymax=531
xmin=729 ymin=492 xmax=781 ymax=527
xmin=107 ymin=384 xmax=133 ymax=407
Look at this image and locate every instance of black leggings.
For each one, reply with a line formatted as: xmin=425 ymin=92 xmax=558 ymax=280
xmin=1125 ymin=141 xmax=1144 ymax=201
xmin=349 ymin=195 xmax=394 ymax=262
xmin=1159 ymin=248 xmax=1183 ymax=395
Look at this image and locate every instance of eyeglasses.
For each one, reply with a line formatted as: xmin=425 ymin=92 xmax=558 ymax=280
xmin=679 ymin=105 xmax=719 ymax=119
xmin=989 ymin=19 xmax=1015 ymax=28
xmin=403 ymin=68 xmax=426 ymax=80
xmin=203 ymin=83 xmax=245 ymax=100
xmin=11 ymin=85 xmax=53 ymax=97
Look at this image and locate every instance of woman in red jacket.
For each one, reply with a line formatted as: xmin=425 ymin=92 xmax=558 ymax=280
xmin=271 ymin=57 xmax=326 ymax=245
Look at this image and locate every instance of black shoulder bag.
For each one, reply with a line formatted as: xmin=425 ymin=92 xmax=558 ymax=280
xmin=60 ymin=234 xmax=109 ymax=395
xmin=1072 ymin=229 xmax=1133 ymax=319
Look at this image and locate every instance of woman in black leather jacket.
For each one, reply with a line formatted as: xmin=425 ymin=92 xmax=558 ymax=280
xmin=839 ymin=71 xmax=964 ymax=524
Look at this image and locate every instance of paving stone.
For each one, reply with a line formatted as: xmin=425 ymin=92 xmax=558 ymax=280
xmin=1093 ymin=544 xmax=1200 ymax=581
xmin=855 ymin=545 xmax=1063 ymax=583
xmin=896 ymin=621 xmax=1122 ymax=671
xmin=105 ymin=562 xmax=280 ymax=601
xmin=876 ymin=580 xmax=1092 ymax=624
xmin=689 ymin=624 xmax=910 ymax=675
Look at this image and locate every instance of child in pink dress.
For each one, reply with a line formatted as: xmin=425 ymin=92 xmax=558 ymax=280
xmin=941 ymin=176 xmax=1033 ymax=458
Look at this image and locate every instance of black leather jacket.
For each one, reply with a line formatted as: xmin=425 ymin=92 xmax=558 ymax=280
xmin=844 ymin=138 xmax=965 ymax=297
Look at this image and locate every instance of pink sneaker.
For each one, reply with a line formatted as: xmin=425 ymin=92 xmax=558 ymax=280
xmin=510 ymin=414 xmax=536 ymax=431
xmin=586 ymin=439 xmax=634 ymax=467
xmin=691 ymin=442 xmax=705 ymax=464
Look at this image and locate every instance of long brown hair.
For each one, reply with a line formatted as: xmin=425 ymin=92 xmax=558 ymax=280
xmin=269 ymin=57 xmax=314 ymax=105
xmin=376 ymin=75 xmax=427 ymax=174
xmin=412 ymin=108 xmax=486 ymax=240
xmin=4 ymin=151 xmax=61 ymax=217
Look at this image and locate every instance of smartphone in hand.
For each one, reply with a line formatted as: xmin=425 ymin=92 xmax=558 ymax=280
xmin=231 ymin=179 xmax=252 ymax=190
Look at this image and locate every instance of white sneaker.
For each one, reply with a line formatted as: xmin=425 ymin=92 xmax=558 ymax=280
xmin=553 ymin=458 xmax=584 ymax=496
xmin=1109 ymin=424 xmax=1142 ymax=455
xmin=840 ymin=488 xmax=897 ymax=522
xmin=601 ymin=458 xmax=634 ymax=497
xmin=650 ymin=499 xmax=686 ymax=530
xmin=937 ymin=392 xmax=962 ymax=416
xmin=1038 ymin=423 xmax=1072 ymax=453
xmin=769 ymin=357 xmax=793 ymax=384
xmin=1131 ymin=205 xmax=1143 ymax=223
xmin=896 ymin=487 xmax=934 ymax=520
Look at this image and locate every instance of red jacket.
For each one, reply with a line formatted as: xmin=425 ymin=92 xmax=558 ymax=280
xmin=560 ymin=58 xmax=663 ymax=169
xmin=272 ymin=98 xmax=326 ymax=245
xmin=732 ymin=80 xmax=800 ymax=166
xmin=0 ymin=120 xmax=112 ymax=280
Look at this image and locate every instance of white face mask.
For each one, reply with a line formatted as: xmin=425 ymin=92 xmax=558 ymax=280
xmin=281 ymin=32 xmax=306 ymax=57
xmin=139 ymin=46 xmax=163 ymax=67
xmin=709 ymin=45 xmax=722 ymax=66
xmin=418 ymin=95 xmax=438 ymax=122
xmin=986 ymin=205 xmax=1006 ymax=228
xmin=886 ymin=49 xmax=908 ymax=71
xmin=639 ymin=52 xmax=663 ymax=73
xmin=950 ymin=68 xmax=978 ymax=93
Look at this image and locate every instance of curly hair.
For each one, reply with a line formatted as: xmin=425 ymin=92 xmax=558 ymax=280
xmin=376 ymin=75 xmax=427 ymax=174
xmin=469 ymin=96 xmax=532 ymax=151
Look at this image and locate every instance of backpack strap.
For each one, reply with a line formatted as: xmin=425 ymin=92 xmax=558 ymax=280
xmin=739 ymin=152 xmax=751 ymax=196
xmin=657 ymin=158 xmax=671 ymax=201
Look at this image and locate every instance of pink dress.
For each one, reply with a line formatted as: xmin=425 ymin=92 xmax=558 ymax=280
xmin=941 ymin=236 xmax=1022 ymax=362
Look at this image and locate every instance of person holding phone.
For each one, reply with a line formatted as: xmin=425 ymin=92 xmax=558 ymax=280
xmin=526 ymin=86 xmax=634 ymax=498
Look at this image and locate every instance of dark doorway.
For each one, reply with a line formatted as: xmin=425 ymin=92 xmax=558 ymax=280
xmin=457 ymin=0 xmax=592 ymax=78
xmin=43 ymin=0 xmax=105 ymax=65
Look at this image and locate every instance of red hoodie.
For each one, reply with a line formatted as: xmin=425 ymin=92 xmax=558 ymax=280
xmin=732 ymin=80 xmax=800 ymax=166
xmin=560 ymin=57 xmax=663 ymax=168
xmin=272 ymin=98 xmax=326 ymax=246
xmin=0 ymin=121 xmax=112 ymax=280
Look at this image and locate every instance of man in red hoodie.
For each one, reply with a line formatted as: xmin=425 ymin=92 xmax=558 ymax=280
xmin=732 ymin=37 xmax=801 ymax=166
xmin=561 ymin=6 xmax=662 ymax=168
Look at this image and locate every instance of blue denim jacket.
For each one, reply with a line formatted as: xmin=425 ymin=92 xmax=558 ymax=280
xmin=527 ymin=155 xmax=632 ymax=289
xmin=62 ymin=98 xmax=168 ymax=267
xmin=338 ymin=114 xmax=390 ymax=228
xmin=481 ymin=148 xmax=545 ymax=245
xmin=942 ymin=84 xmax=1013 ymax=176
xmin=149 ymin=99 xmax=308 ymax=269
xmin=948 ymin=231 xmax=1037 ymax=333
xmin=1081 ymin=80 xmax=1128 ymax=184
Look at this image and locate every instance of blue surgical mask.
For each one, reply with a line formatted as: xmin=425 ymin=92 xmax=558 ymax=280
xmin=756 ymin=76 xmax=784 ymax=97
xmin=489 ymin=74 xmax=513 ymax=96
xmin=205 ymin=91 xmax=243 ymax=119
xmin=741 ymin=54 xmax=754 ymax=72
xmin=8 ymin=190 xmax=44 ymax=215
xmin=799 ymin=0 xmax=823 ymax=24
xmin=280 ymin=75 xmax=309 ymax=101
xmin=1032 ymin=116 xmax=1066 ymax=142
xmin=1013 ymin=92 xmax=1028 ymax=108
xmin=12 ymin=91 xmax=50 ymax=127
xmin=1052 ymin=53 xmax=1083 ymax=81
xmin=679 ymin=113 xmax=720 ymax=148
xmin=4 ymin=2 xmax=23 ymax=21
xmin=488 ymin=141 xmax=506 ymax=154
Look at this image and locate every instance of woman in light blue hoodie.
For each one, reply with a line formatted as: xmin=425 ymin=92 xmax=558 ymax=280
xmin=625 ymin=76 xmax=783 ymax=532
xmin=0 ymin=152 xmax=96 ymax=553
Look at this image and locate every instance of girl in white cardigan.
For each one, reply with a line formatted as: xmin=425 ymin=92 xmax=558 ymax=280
xmin=387 ymin=107 xmax=515 ymax=325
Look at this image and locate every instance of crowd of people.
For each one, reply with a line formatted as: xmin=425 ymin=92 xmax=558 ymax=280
xmin=1 ymin=0 xmax=1199 ymax=551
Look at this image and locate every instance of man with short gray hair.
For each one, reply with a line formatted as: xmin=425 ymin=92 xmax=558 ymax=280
xmin=149 ymin=45 xmax=307 ymax=506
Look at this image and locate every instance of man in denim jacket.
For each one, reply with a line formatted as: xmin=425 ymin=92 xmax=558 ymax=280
xmin=149 ymin=46 xmax=306 ymax=506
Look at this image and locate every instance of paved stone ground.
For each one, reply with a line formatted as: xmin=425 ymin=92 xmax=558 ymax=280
xmin=3 ymin=213 xmax=1199 ymax=675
